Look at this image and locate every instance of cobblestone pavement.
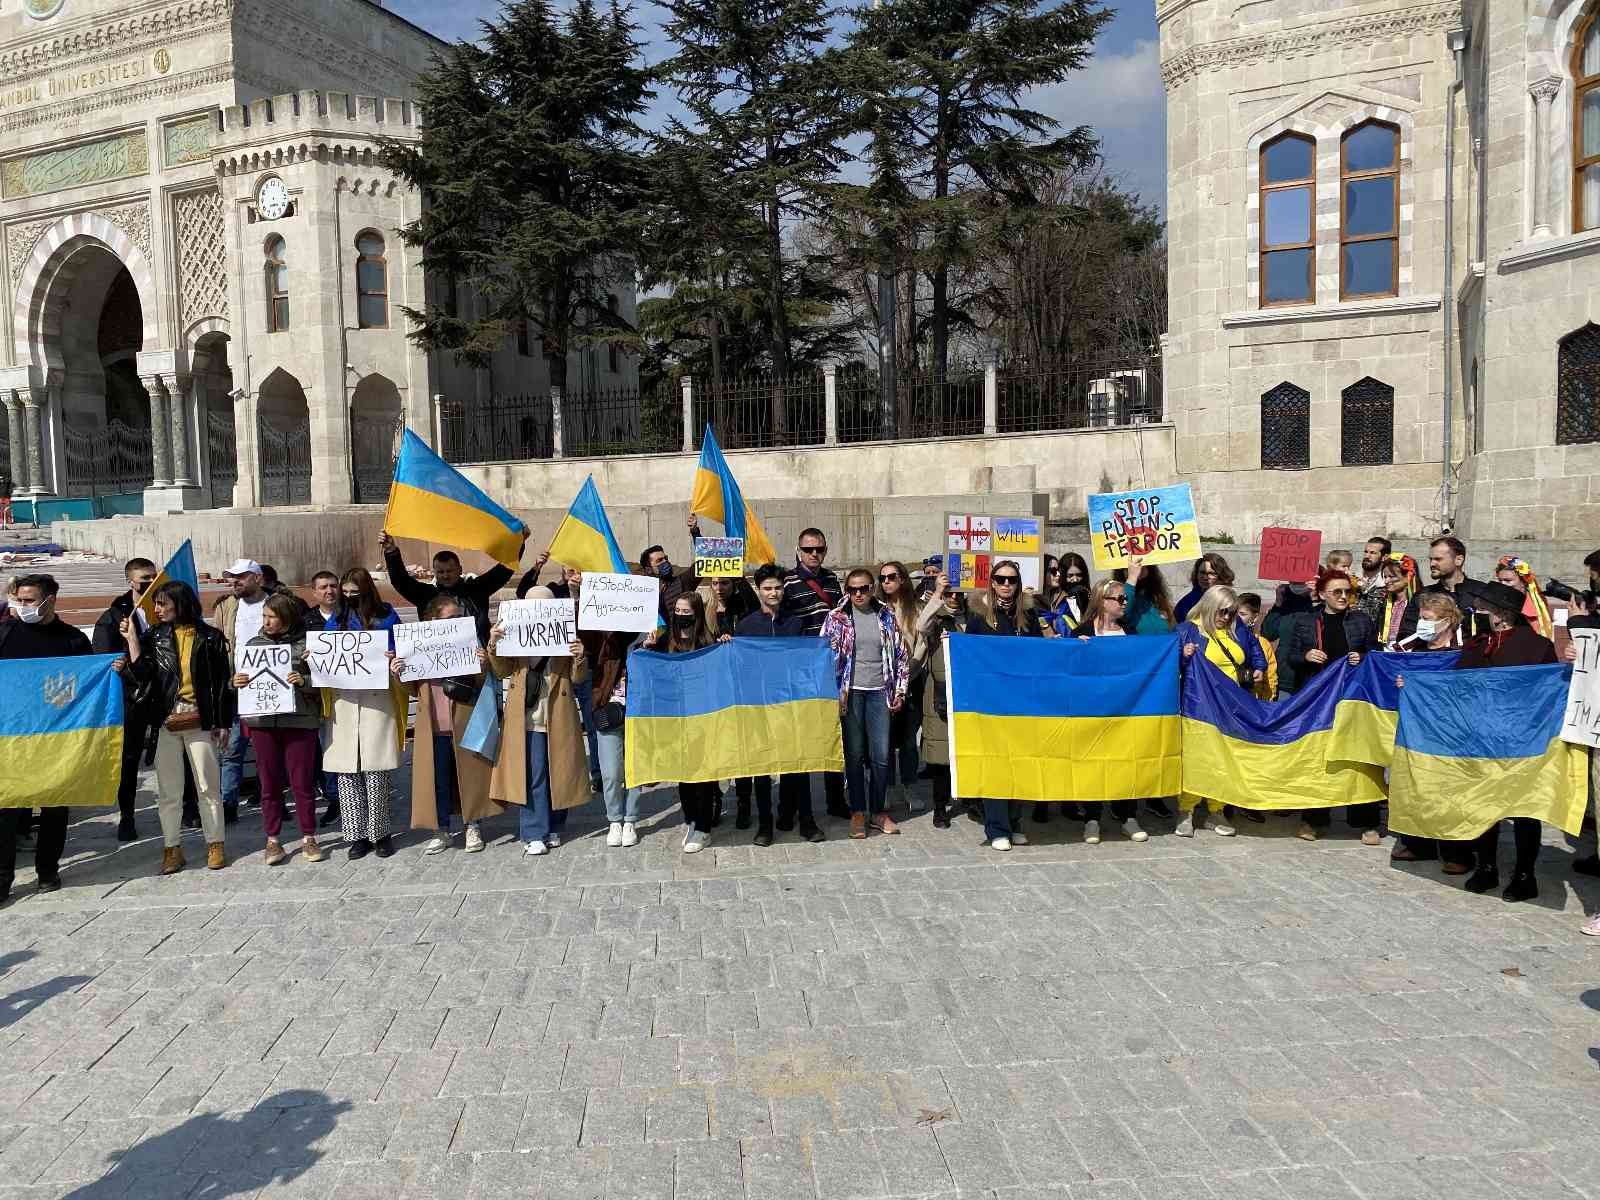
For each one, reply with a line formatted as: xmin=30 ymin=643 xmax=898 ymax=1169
xmin=1 ymin=778 xmax=1598 ymax=1200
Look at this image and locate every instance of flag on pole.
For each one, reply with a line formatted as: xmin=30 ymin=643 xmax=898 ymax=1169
xmin=548 ymin=476 xmax=630 ymax=575
xmin=0 ymin=656 xmax=123 ymax=808
xmin=134 ymin=539 xmax=199 ymax=625
xmin=690 ymin=425 xmax=776 ymax=566
xmin=385 ymin=428 xmax=526 ymax=569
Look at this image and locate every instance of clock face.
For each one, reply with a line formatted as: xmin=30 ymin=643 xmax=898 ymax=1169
xmin=24 ymin=0 xmax=67 ymax=19
xmin=257 ymin=178 xmax=289 ymax=221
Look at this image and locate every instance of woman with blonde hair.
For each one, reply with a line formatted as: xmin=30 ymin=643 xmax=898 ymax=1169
xmin=1070 ymin=578 xmax=1147 ymax=844
xmin=1176 ymin=585 xmax=1253 ymax=838
xmin=877 ymin=560 xmax=923 ymax=814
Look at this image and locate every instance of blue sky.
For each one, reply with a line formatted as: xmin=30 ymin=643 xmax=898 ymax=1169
xmin=383 ymin=1 xmax=1167 ymax=211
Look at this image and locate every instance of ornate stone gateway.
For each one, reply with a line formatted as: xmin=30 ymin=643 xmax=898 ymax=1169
xmin=63 ymin=419 xmax=153 ymax=497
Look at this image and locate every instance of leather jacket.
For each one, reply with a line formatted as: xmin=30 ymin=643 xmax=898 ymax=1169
xmin=132 ymin=621 xmax=236 ymax=731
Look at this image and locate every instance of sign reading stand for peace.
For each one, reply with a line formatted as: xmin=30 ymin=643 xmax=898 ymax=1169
xmin=693 ymin=537 xmax=744 ymax=579
xmin=1087 ymin=484 xmax=1199 ymax=571
xmin=1561 ymin=629 xmax=1600 ymax=748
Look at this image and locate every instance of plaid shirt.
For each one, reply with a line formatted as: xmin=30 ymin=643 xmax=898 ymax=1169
xmin=821 ymin=600 xmax=909 ymax=704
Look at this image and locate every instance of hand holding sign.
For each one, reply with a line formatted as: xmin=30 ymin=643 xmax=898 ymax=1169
xmin=394 ymin=617 xmax=480 ymax=682
xmin=236 ymin=643 xmax=296 ymax=717
xmin=496 ymin=599 xmax=578 ymax=656
xmin=1087 ymin=485 xmax=1199 ymax=570
xmin=1258 ymin=527 xmax=1323 ymax=583
xmin=306 ymin=630 xmax=389 ymax=689
xmin=693 ymin=537 xmax=744 ymax=579
xmin=578 ymin=572 xmax=660 ymax=633
xmin=1561 ymin=629 xmax=1600 ymax=748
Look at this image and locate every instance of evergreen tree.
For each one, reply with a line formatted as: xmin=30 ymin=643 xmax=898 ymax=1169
xmin=381 ymin=0 xmax=652 ymax=401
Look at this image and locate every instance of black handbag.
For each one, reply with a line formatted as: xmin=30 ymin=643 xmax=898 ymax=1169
xmin=593 ymin=701 xmax=625 ymax=731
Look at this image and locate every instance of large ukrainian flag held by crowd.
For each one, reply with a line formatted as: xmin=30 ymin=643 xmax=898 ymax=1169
xmin=1389 ymin=663 xmax=1588 ymax=840
xmin=689 ymin=426 xmax=777 ymax=566
xmin=386 ymin=429 xmax=526 ymax=569
xmin=624 ymin=639 xmax=843 ymax=787
xmin=548 ymin=476 xmax=631 ymax=574
xmin=947 ymin=634 xmax=1181 ymax=801
xmin=1326 ymin=650 xmax=1459 ymax=768
xmin=0 ymin=656 xmax=123 ymax=808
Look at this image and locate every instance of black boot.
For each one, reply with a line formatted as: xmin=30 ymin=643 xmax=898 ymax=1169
xmin=736 ymin=799 xmax=752 ymax=831
xmin=753 ymin=821 xmax=773 ymax=848
xmin=710 ymin=794 xmax=723 ymax=828
xmin=1464 ymin=865 xmax=1501 ymax=894
xmin=775 ymin=808 xmax=796 ymax=833
xmin=932 ymin=799 xmax=950 ymax=829
xmin=319 ymin=800 xmax=341 ymax=829
xmin=116 ymin=815 xmax=137 ymax=842
xmin=799 ymin=819 xmax=826 ymax=843
xmin=348 ymin=838 xmax=372 ymax=861
xmin=1502 ymin=872 xmax=1538 ymax=902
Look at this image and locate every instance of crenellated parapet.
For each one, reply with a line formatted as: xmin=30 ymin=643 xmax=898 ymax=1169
xmin=211 ymin=89 xmax=422 ymax=176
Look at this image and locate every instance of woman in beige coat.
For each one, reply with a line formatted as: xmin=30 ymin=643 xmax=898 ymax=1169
xmin=916 ymin=573 xmax=968 ymax=829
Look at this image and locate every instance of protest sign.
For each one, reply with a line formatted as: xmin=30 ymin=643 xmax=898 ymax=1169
xmin=236 ymin=643 xmax=296 ymax=717
xmin=946 ymin=512 xmax=1044 ymax=589
xmin=578 ymin=571 xmax=660 ymax=633
xmin=1562 ymin=629 xmax=1600 ymax=748
xmin=306 ymin=630 xmax=389 ymax=690
xmin=1258 ymin=527 xmax=1323 ymax=583
xmin=497 ymin=598 xmax=578 ymax=657
xmin=1087 ymin=484 xmax=1200 ymax=571
xmin=693 ymin=536 xmax=744 ymax=579
xmin=944 ymin=552 xmax=992 ymax=591
xmin=393 ymin=617 xmax=480 ymax=683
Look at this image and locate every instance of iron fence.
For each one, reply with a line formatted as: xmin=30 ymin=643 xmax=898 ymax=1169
xmin=258 ymin=418 xmax=312 ymax=507
xmin=566 ymin=383 xmax=679 ymax=457
xmin=996 ymin=356 xmax=1163 ymax=434
xmin=207 ymin=408 xmax=237 ymax=508
xmin=64 ymin=419 xmax=152 ymax=496
xmin=440 ymin=393 xmax=555 ymax=464
xmin=694 ymin=372 xmax=826 ymax=450
xmin=836 ymin=363 xmax=986 ymax=443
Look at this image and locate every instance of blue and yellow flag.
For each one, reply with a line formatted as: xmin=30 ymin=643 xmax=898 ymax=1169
xmin=1326 ymin=650 xmax=1459 ymax=769
xmin=386 ymin=428 xmax=526 ymax=569
xmin=689 ymin=426 xmax=777 ymax=566
xmin=947 ymin=634 xmax=1181 ymax=802
xmin=548 ymin=476 xmax=630 ymax=576
xmin=134 ymin=539 xmax=199 ymax=625
xmin=1181 ymin=656 xmax=1386 ymax=810
xmin=0 ymin=656 xmax=123 ymax=808
xmin=1389 ymin=664 xmax=1588 ymax=841
xmin=624 ymin=639 xmax=842 ymax=787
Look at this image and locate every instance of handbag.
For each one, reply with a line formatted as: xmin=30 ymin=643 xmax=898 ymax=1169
xmin=593 ymin=701 xmax=625 ymax=731
xmin=164 ymin=700 xmax=201 ymax=733
xmin=1215 ymin=636 xmax=1252 ymax=690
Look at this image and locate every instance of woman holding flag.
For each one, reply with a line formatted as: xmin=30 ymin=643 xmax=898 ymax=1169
xmin=1176 ymin=585 xmax=1251 ymax=838
xmin=652 ymin=591 xmax=721 ymax=852
xmin=1071 ymin=579 xmax=1148 ymax=845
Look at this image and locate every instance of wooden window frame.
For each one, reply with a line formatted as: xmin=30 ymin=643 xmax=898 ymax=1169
xmin=1339 ymin=120 xmax=1400 ymax=300
xmin=1259 ymin=132 xmax=1317 ymax=308
xmin=355 ymin=230 xmax=389 ymax=330
xmin=1575 ymin=7 xmax=1600 ymax=234
xmin=265 ymin=235 xmax=288 ymax=333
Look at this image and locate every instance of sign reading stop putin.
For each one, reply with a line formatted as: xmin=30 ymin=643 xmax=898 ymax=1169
xmin=1257 ymin=527 xmax=1323 ymax=583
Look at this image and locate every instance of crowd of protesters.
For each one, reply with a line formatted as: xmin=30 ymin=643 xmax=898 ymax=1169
xmin=5 ymin=527 xmax=1600 ymax=940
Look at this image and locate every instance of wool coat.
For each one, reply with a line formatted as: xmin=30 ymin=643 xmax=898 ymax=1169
xmin=409 ymin=679 xmax=507 ymax=829
xmin=323 ymin=680 xmax=408 ymax=774
xmin=488 ymin=654 xmax=590 ymax=811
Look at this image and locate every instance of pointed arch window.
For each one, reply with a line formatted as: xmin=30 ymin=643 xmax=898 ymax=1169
xmin=1260 ymin=133 xmax=1316 ymax=307
xmin=1261 ymin=382 xmax=1310 ymax=469
xmin=1557 ymin=324 xmax=1600 ymax=445
xmin=265 ymin=236 xmax=288 ymax=332
xmin=356 ymin=231 xmax=388 ymax=329
xmin=1341 ymin=121 xmax=1399 ymax=299
xmin=1341 ymin=377 xmax=1394 ymax=465
xmin=1576 ymin=7 xmax=1600 ymax=232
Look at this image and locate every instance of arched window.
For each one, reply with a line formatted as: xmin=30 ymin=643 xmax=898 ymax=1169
xmin=1557 ymin=323 xmax=1600 ymax=445
xmin=265 ymin=236 xmax=288 ymax=332
xmin=1260 ymin=133 xmax=1316 ymax=307
xmin=1576 ymin=7 xmax=1600 ymax=232
xmin=1341 ymin=377 xmax=1394 ymax=465
xmin=356 ymin=231 xmax=388 ymax=329
xmin=1341 ymin=121 xmax=1399 ymax=299
xmin=1261 ymin=382 xmax=1310 ymax=469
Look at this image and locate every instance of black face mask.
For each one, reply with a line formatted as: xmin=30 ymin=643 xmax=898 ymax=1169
xmin=672 ymin=614 xmax=697 ymax=634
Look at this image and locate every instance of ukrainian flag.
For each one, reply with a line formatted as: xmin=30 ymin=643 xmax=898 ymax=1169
xmin=1389 ymin=664 xmax=1588 ymax=840
xmin=0 ymin=656 xmax=123 ymax=808
xmin=548 ymin=476 xmax=631 ymax=575
xmin=624 ymin=639 xmax=842 ymax=787
xmin=134 ymin=539 xmax=199 ymax=625
xmin=947 ymin=634 xmax=1181 ymax=802
xmin=689 ymin=425 xmax=777 ymax=566
xmin=385 ymin=428 xmax=527 ymax=569
xmin=1327 ymin=650 xmax=1460 ymax=769
xmin=1182 ymin=656 xmax=1386 ymax=810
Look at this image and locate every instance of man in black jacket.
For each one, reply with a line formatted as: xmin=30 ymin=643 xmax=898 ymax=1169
xmin=1421 ymin=535 xmax=1489 ymax=637
xmin=380 ymin=530 xmax=522 ymax=640
xmin=780 ymin=528 xmax=848 ymax=818
xmin=92 ymin=557 xmax=158 ymax=842
xmin=0 ymin=573 xmax=93 ymax=901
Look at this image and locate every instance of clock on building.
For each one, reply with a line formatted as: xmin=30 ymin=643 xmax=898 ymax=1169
xmin=256 ymin=177 xmax=290 ymax=221
xmin=24 ymin=0 xmax=67 ymax=18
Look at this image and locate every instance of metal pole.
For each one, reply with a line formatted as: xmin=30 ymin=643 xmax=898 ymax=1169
xmin=874 ymin=0 xmax=896 ymax=441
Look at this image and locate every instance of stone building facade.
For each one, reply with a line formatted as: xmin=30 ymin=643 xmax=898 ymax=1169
xmin=1159 ymin=0 xmax=1600 ymax=544
xmin=0 ymin=0 xmax=636 ymax=514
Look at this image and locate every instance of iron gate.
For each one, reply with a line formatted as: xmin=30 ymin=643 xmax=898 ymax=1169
xmin=258 ymin=417 xmax=311 ymax=506
xmin=350 ymin=412 xmax=403 ymax=504
xmin=63 ymin=420 xmax=153 ymax=497
xmin=207 ymin=409 xmax=237 ymax=508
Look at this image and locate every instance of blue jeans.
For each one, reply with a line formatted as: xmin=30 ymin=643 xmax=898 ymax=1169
xmin=219 ymin=720 xmax=249 ymax=807
xmin=596 ymin=726 xmax=639 ymax=823
xmin=574 ymin=679 xmax=600 ymax=778
xmin=842 ymin=689 xmax=891 ymax=816
xmin=517 ymin=730 xmax=571 ymax=843
xmin=984 ymin=800 xmax=1024 ymax=842
xmin=433 ymin=733 xmax=458 ymax=829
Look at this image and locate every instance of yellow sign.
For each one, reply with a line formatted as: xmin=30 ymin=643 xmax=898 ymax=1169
xmin=693 ymin=537 xmax=744 ymax=579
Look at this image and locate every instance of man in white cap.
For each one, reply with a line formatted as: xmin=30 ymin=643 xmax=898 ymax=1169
xmin=213 ymin=559 xmax=267 ymax=823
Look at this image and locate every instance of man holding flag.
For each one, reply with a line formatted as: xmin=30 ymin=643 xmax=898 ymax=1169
xmin=92 ymin=557 xmax=159 ymax=842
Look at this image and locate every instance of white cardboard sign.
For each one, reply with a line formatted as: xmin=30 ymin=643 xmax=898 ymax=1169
xmin=236 ymin=642 xmax=296 ymax=717
xmin=393 ymin=617 xmax=480 ymax=683
xmin=1561 ymin=628 xmax=1600 ymax=748
xmin=577 ymin=572 xmax=659 ymax=633
xmin=497 ymin=599 xmax=578 ymax=656
xmin=306 ymin=630 xmax=389 ymax=690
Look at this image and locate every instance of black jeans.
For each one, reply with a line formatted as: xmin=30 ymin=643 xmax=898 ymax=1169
xmin=117 ymin=720 xmax=151 ymax=819
xmin=1084 ymin=801 xmax=1136 ymax=821
xmin=927 ymin=764 xmax=951 ymax=812
xmin=0 ymin=807 xmax=68 ymax=891
xmin=735 ymin=775 xmax=809 ymax=824
xmin=822 ymin=771 xmax=846 ymax=813
xmin=1471 ymin=818 xmax=1541 ymax=875
xmin=1304 ymin=802 xmax=1381 ymax=829
xmin=678 ymin=781 xmax=719 ymax=834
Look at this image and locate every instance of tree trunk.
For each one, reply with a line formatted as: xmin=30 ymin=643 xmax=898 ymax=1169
xmin=930 ymin=85 xmax=952 ymax=391
xmin=764 ymin=132 xmax=789 ymax=440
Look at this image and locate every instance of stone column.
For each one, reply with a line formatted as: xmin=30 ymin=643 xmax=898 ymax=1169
xmin=21 ymin=389 xmax=46 ymax=496
xmin=1530 ymin=77 xmax=1562 ymax=239
xmin=143 ymin=375 xmax=172 ymax=487
xmin=983 ymin=355 xmax=1000 ymax=436
xmin=168 ymin=373 xmax=194 ymax=486
xmin=3 ymin=392 xmax=27 ymax=495
xmin=680 ymin=375 xmax=694 ymax=453
xmin=823 ymin=364 xmax=838 ymax=446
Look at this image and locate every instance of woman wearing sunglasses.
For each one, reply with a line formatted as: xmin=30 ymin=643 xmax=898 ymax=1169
xmin=1068 ymin=579 xmax=1149 ymax=844
xmin=1039 ymin=553 xmax=1091 ymax=637
xmin=1176 ymin=585 xmax=1257 ymax=838
xmin=876 ymin=561 xmax=924 ymax=816
xmin=965 ymin=560 xmax=1044 ymax=849
xmin=914 ymin=572 xmax=968 ymax=829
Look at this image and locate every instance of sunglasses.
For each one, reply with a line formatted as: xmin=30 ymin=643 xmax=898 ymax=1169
xmin=1105 ymin=594 xmax=1126 ymax=603
xmin=993 ymin=576 xmax=1020 ymax=586
xmin=1325 ymin=588 xmax=1352 ymax=598
xmin=846 ymin=584 xmax=872 ymax=595
xmin=799 ymin=545 xmax=826 ymax=556
xmin=1064 ymin=573 xmax=1086 ymax=582
xmin=879 ymin=573 xmax=900 ymax=582
xmin=1218 ymin=608 xmax=1235 ymax=619
xmin=1047 ymin=567 xmax=1062 ymax=575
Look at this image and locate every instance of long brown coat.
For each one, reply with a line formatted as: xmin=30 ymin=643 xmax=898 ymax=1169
xmin=488 ymin=656 xmax=590 ymax=811
xmin=410 ymin=681 xmax=507 ymax=830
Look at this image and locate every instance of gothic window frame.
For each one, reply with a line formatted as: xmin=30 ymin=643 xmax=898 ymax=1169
xmin=1574 ymin=5 xmax=1600 ymax=233
xmin=1339 ymin=121 xmax=1400 ymax=300
xmin=1556 ymin=323 xmax=1600 ymax=446
xmin=264 ymin=235 xmax=288 ymax=333
xmin=1260 ymin=381 xmax=1311 ymax=470
xmin=355 ymin=230 xmax=389 ymax=330
xmin=1258 ymin=132 xmax=1317 ymax=308
xmin=1340 ymin=376 xmax=1395 ymax=466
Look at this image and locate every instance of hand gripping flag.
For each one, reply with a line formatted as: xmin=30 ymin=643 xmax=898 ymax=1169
xmin=134 ymin=539 xmax=199 ymax=626
xmin=385 ymin=428 xmax=526 ymax=569
xmin=548 ymin=476 xmax=630 ymax=575
xmin=0 ymin=656 xmax=123 ymax=808
xmin=690 ymin=426 xmax=777 ymax=566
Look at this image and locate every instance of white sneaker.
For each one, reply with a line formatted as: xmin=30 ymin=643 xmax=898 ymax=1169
xmin=1084 ymin=820 xmax=1101 ymax=845
xmin=523 ymin=840 xmax=547 ymax=856
xmin=423 ymin=832 xmax=452 ymax=855
xmin=545 ymin=833 xmax=561 ymax=849
xmin=1011 ymin=831 xmax=1029 ymax=847
xmin=683 ymin=830 xmax=709 ymax=854
xmin=1213 ymin=822 xmax=1236 ymax=837
xmin=1123 ymin=818 xmax=1148 ymax=843
xmin=1175 ymin=815 xmax=1195 ymax=838
xmin=606 ymin=822 xmax=623 ymax=848
xmin=990 ymin=836 xmax=1012 ymax=852
xmin=464 ymin=823 xmax=484 ymax=853
xmin=620 ymin=823 xmax=639 ymax=847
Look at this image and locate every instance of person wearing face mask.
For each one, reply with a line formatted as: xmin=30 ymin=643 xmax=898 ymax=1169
xmin=823 ymin=568 xmax=910 ymax=839
xmin=379 ymin=529 xmax=521 ymax=644
xmin=1281 ymin=567 xmax=1379 ymax=843
xmin=93 ymin=557 xmax=159 ymax=843
xmin=1039 ymin=553 xmax=1091 ymax=637
xmin=0 ymin=574 xmax=93 ymax=901
xmin=641 ymin=517 xmax=701 ymax=621
xmin=649 ymin=592 xmax=721 ymax=851
xmin=915 ymin=572 xmax=967 ymax=829
xmin=1388 ymin=592 xmax=1466 ymax=867
xmin=323 ymin=568 xmax=404 ymax=859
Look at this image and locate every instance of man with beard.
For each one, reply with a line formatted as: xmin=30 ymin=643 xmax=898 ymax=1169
xmin=92 ymin=558 xmax=158 ymax=842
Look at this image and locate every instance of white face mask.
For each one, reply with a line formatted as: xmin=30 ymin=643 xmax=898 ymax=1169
xmin=1413 ymin=618 xmax=1438 ymax=641
xmin=12 ymin=603 xmax=42 ymax=624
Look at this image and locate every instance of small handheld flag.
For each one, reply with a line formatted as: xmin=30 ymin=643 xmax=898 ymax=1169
xmin=385 ymin=428 xmax=526 ymax=569
xmin=548 ymin=476 xmax=630 ymax=575
xmin=690 ymin=426 xmax=776 ymax=566
xmin=135 ymin=539 xmax=199 ymax=625
xmin=459 ymin=678 xmax=503 ymax=764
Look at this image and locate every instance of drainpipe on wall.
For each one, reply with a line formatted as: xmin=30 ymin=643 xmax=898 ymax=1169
xmin=1441 ymin=25 xmax=1469 ymax=533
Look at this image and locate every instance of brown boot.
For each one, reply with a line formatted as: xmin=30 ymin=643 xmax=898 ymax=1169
xmin=849 ymin=812 xmax=867 ymax=840
xmin=301 ymin=837 xmax=325 ymax=863
xmin=870 ymin=813 xmax=901 ymax=835
xmin=206 ymin=842 xmax=227 ymax=870
xmin=160 ymin=846 xmax=185 ymax=876
xmin=264 ymin=840 xmax=286 ymax=867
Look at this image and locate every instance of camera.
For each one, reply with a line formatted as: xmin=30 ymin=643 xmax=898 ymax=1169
xmin=1545 ymin=578 xmax=1578 ymax=601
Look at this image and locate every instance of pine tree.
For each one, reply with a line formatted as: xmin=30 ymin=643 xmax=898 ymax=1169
xmin=381 ymin=0 xmax=652 ymax=402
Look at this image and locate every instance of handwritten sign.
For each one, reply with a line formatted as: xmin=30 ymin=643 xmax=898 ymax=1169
xmin=1087 ymin=484 xmax=1199 ymax=571
xmin=946 ymin=513 xmax=992 ymax=552
xmin=578 ymin=571 xmax=660 ymax=633
xmin=944 ymin=552 xmax=991 ymax=592
xmin=946 ymin=512 xmax=1043 ymax=589
xmin=1562 ymin=629 xmax=1600 ymax=748
xmin=306 ymin=630 xmax=388 ymax=690
xmin=236 ymin=643 xmax=296 ymax=718
xmin=1257 ymin=527 xmax=1323 ymax=583
xmin=497 ymin=599 xmax=577 ymax=657
xmin=693 ymin=536 xmax=744 ymax=579
xmin=393 ymin=617 xmax=480 ymax=683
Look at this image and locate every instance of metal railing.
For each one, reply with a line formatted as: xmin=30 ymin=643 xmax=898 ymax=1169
xmin=64 ymin=419 xmax=153 ymax=496
xmin=440 ymin=393 xmax=555 ymax=464
xmin=996 ymin=356 xmax=1163 ymax=434
xmin=693 ymin=372 xmax=826 ymax=449
xmin=566 ymin=384 xmax=679 ymax=457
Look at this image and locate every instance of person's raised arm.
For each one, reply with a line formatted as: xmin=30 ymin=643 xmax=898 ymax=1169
xmin=381 ymin=533 xmax=433 ymax=608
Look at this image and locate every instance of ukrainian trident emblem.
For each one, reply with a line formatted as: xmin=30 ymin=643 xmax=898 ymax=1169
xmin=42 ymin=671 xmax=75 ymax=710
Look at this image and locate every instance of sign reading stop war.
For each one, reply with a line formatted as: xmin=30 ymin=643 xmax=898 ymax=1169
xmin=497 ymin=599 xmax=578 ymax=657
xmin=578 ymin=571 xmax=660 ymax=633
xmin=393 ymin=617 xmax=480 ymax=683
xmin=1257 ymin=527 xmax=1323 ymax=583
xmin=236 ymin=643 xmax=296 ymax=717
xmin=306 ymin=630 xmax=389 ymax=690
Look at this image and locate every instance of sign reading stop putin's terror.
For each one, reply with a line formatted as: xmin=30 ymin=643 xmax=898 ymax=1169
xmin=1257 ymin=527 xmax=1324 ymax=583
xmin=1087 ymin=485 xmax=1200 ymax=571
